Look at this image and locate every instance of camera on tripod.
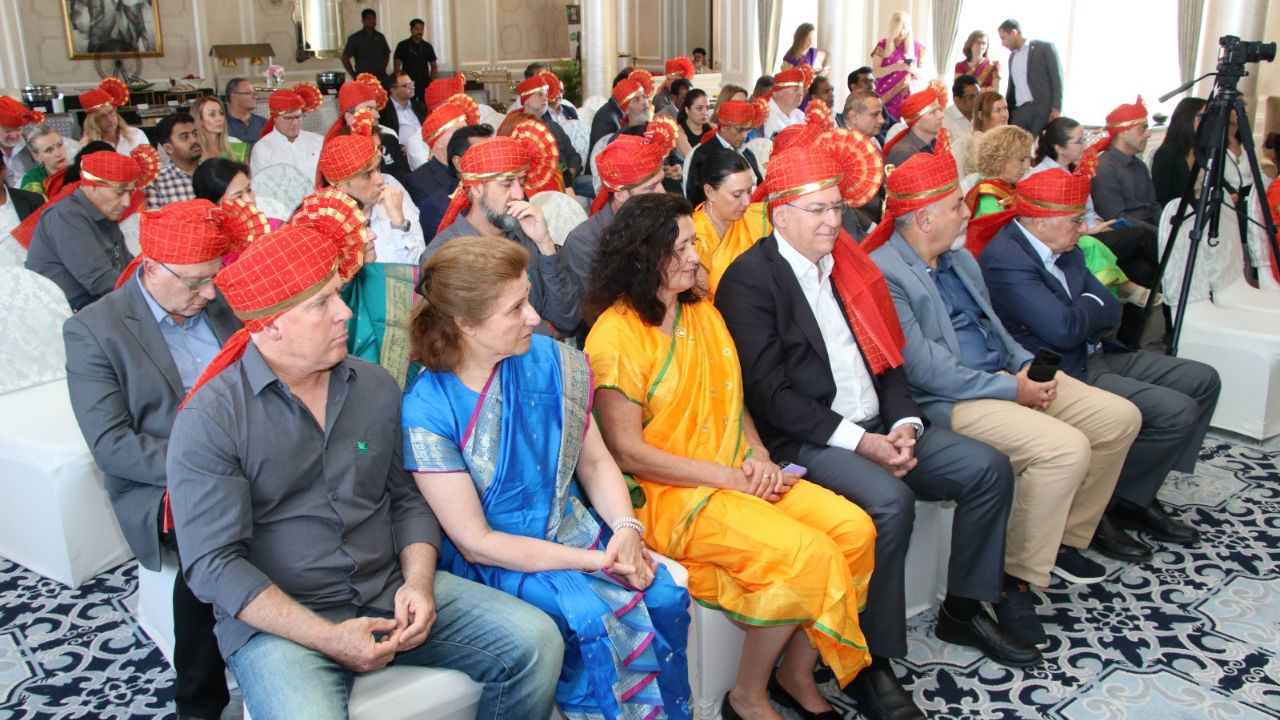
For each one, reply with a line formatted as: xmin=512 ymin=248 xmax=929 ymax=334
xmin=1218 ymin=35 xmax=1276 ymax=67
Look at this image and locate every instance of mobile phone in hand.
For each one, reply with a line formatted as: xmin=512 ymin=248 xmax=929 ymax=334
xmin=1028 ymin=348 xmax=1061 ymax=382
xmin=777 ymin=462 xmax=807 ymax=477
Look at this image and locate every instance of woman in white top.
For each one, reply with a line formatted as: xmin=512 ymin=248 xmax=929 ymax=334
xmin=80 ymin=102 xmax=149 ymax=155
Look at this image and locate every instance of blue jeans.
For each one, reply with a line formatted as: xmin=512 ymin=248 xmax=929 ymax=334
xmin=226 ymin=571 xmax=564 ymax=720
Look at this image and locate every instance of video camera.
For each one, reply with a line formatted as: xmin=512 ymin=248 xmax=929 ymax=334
xmin=1218 ymin=35 xmax=1276 ymax=67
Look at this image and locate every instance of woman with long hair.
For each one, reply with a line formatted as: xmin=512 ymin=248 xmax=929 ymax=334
xmin=964 ymin=91 xmax=1011 ymax=174
xmin=870 ymin=11 xmax=926 ymax=120
xmin=78 ymin=81 xmax=149 ymax=154
xmin=191 ymin=95 xmax=249 ymax=164
xmin=954 ymin=30 xmax=1001 ymax=90
xmin=403 ymin=234 xmax=692 ymax=719
xmin=1151 ymin=97 xmax=1206 ymax=207
xmin=674 ymin=89 xmax=711 ymax=159
xmin=781 ymin=22 xmax=828 ymax=76
xmin=585 ymin=192 xmax=875 ymax=720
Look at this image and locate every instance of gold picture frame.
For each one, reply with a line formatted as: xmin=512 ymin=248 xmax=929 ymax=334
xmin=63 ymin=0 xmax=165 ymax=59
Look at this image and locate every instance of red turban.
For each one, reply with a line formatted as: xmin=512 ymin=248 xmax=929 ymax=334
xmin=293 ymin=188 xmax=373 ymax=284
xmin=612 ymin=78 xmax=645 ymax=107
xmin=261 ymin=82 xmax=323 ymax=138
xmin=114 ymin=197 xmax=270 ymax=289
xmin=517 ymin=76 xmax=550 ymax=103
xmin=421 ymin=97 xmax=478 ymax=148
xmin=540 ymin=71 xmax=564 ymax=103
xmin=715 ymin=99 xmax=768 ymax=129
xmin=81 ymin=146 xmax=161 ymax=189
xmin=506 ymin=117 xmax=563 ymax=195
xmin=773 ymin=65 xmax=813 ymax=90
xmin=754 ymin=141 xmax=904 ymax=374
xmin=319 ymin=108 xmax=379 ymax=188
xmin=355 ymin=73 xmax=388 ymax=110
xmin=862 ymin=129 xmax=961 ymax=253
xmin=424 ymin=72 xmax=467 ymax=112
xmin=337 ymin=79 xmax=378 ymax=114
xmin=1106 ymin=96 xmax=1148 ymax=136
xmin=78 ymin=78 xmax=130 ymax=114
xmin=665 ymin=56 xmax=695 ymax=79
xmin=964 ymin=167 xmax=1093 ymax=256
xmin=437 ymin=136 xmax=552 ymax=233
xmin=1265 ymin=181 xmax=1280 ymax=285
xmin=629 ymin=69 xmax=655 ymax=96
xmin=590 ymin=119 xmax=676 ymax=216
xmin=0 ymin=96 xmax=43 ymax=128
xmin=881 ymin=81 xmax=948 ymax=159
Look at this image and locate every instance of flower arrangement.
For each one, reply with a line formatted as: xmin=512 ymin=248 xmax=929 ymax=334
xmin=265 ymin=64 xmax=285 ymax=87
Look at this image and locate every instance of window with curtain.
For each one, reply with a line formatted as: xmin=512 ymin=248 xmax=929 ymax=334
xmin=950 ymin=0 xmax=1181 ymax=125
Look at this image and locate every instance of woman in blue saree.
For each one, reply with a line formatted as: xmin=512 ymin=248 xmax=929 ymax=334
xmin=401 ymin=235 xmax=691 ymax=720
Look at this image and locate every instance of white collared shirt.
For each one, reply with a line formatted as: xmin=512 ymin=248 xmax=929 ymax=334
xmin=681 ymin=132 xmax=753 ymax=196
xmin=392 ymin=97 xmax=422 ymax=146
xmin=764 ymin=97 xmax=805 ymax=139
xmin=367 ymin=174 xmax=426 ymax=265
xmin=775 ymin=229 xmax=921 ymax=451
xmin=1013 ymin=220 xmax=1106 ymax=309
xmin=1010 ymin=44 xmax=1033 ymax=105
xmin=249 ymin=127 xmax=324 ymax=181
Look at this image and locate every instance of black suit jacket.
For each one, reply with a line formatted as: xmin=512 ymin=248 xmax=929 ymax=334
xmin=8 ymin=186 xmax=44 ymax=219
xmin=378 ymin=98 xmax=428 ymax=135
xmin=588 ymin=99 xmax=625 ymax=165
xmin=714 ymin=234 xmax=922 ymax=462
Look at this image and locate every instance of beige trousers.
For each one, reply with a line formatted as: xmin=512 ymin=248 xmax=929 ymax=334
xmin=950 ymin=372 xmax=1142 ymax=586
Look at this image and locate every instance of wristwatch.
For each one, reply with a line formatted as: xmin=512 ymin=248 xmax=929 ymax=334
xmin=391 ymin=219 xmax=412 ymax=232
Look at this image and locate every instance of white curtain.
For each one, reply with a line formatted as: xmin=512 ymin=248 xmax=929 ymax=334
xmin=932 ymin=0 xmax=964 ymax=79
xmin=758 ymin=0 xmax=782 ymax=75
xmin=1178 ymin=0 xmax=1205 ymax=82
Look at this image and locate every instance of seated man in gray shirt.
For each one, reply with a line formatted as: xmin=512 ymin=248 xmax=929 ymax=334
xmin=426 ymin=135 xmax=579 ymax=337
xmin=882 ymin=85 xmax=946 ymax=169
xmin=25 ymin=149 xmax=149 ymax=310
xmin=1090 ymin=98 xmax=1161 ymax=233
xmin=167 ymin=222 xmax=563 ymax=719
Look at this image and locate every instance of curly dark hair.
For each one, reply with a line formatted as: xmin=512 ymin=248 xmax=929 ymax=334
xmin=584 ymin=193 xmax=698 ymax=326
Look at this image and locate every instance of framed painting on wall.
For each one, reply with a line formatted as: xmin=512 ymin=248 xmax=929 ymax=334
xmin=63 ymin=0 xmax=164 ymax=59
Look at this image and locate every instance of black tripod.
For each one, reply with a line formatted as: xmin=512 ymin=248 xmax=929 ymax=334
xmin=1146 ymin=36 xmax=1279 ymax=356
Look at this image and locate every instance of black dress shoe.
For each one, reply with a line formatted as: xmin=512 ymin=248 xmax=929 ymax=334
xmin=720 ymin=691 xmax=744 ymax=720
xmin=767 ymin=671 xmax=842 ymax=719
xmin=845 ymin=661 xmax=925 ymax=720
xmin=1090 ymin=514 xmax=1153 ymax=562
xmin=935 ymin=606 xmax=1043 ymax=668
xmin=1112 ymin=500 xmax=1201 ymax=545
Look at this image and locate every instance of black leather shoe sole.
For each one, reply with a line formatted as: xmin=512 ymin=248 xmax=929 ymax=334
xmin=935 ymin=610 xmax=1043 ymax=668
xmin=1089 ymin=534 xmax=1153 ymax=562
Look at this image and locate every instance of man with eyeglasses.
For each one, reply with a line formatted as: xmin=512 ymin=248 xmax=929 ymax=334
xmin=251 ymin=86 xmax=325 ymax=181
xmin=715 ymin=140 xmax=1030 ymax=720
xmin=883 ymin=83 xmax=947 ymax=169
xmin=64 ymin=198 xmax=262 ymax=720
xmin=224 ymin=79 xmax=267 ymax=147
xmin=378 ymin=71 xmax=426 ymax=148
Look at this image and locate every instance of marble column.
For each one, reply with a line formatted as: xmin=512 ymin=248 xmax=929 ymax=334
xmin=428 ymin=0 xmax=454 ymax=73
xmin=582 ymin=0 xmax=618 ymax=100
xmin=819 ymin=0 xmax=869 ymax=98
xmin=717 ymin=0 xmax=762 ymax=92
xmin=617 ymin=0 xmax=633 ymax=63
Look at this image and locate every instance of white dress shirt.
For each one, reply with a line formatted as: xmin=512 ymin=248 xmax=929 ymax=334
xmin=114 ymin=126 xmax=151 ymax=155
xmin=1010 ymin=45 xmax=1033 ymax=105
xmin=402 ymin=131 xmax=430 ymax=171
xmin=250 ymin=127 xmax=324 ymax=181
xmin=942 ymin=104 xmax=973 ymax=174
xmin=775 ymin=230 xmax=920 ymax=452
xmin=681 ymin=132 xmax=754 ymax=196
xmin=764 ymin=98 xmax=805 ymax=139
xmin=368 ymin=175 xmax=426 ymax=265
xmin=391 ymin=97 xmax=423 ymax=147
xmin=1013 ymin=220 xmax=1105 ymax=307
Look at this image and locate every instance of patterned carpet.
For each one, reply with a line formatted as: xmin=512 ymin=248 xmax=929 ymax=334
xmin=1 ymin=434 xmax=1277 ymax=720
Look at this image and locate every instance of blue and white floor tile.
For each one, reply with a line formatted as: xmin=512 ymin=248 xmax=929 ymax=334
xmin=2 ymin=435 xmax=1277 ymax=719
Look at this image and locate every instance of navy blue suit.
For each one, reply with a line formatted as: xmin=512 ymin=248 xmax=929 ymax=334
xmin=979 ymin=220 xmax=1220 ymax=507
xmin=978 ymin=222 xmax=1121 ymax=379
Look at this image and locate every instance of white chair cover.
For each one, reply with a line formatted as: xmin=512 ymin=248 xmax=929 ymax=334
xmin=580 ymin=95 xmax=607 ymax=115
xmin=530 ymin=190 xmax=587 ymax=247
xmin=0 ymin=267 xmax=71 ymax=396
xmin=744 ymin=137 xmax=773 ymax=171
xmin=575 ymin=105 xmax=595 ymax=127
xmin=251 ymin=163 xmax=315 ymax=220
xmin=560 ymin=118 xmax=591 ymax=165
xmin=475 ymin=103 xmax=497 ymax=119
xmin=120 ymin=212 xmax=142 ymax=256
xmin=479 ymin=108 xmax=507 ymax=131
xmin=0 ymin=235 xmax=24 ymax=267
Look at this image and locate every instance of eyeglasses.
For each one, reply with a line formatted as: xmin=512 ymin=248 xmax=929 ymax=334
xmin=231 ymin=91 xmax=256 ymax=96
xmin=786 ymin=201 xmax=847 ymax=217
xmin=157 ymin=261 xmax=215 ymax=289
xmin=395 ymin=82 xmax=415 ymax=89
xmin=278 ymin=114 xmax=303 ymax=121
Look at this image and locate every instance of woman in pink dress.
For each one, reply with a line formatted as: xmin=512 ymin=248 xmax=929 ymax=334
xmin=955 ymin=30 xmax=1002 ymax=90
xmin=871 ymin=11 xmax=926 ymax=120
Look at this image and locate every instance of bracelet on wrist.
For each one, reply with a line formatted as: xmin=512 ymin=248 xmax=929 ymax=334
xmin=610 ymin=517 xmax=645 ymax=540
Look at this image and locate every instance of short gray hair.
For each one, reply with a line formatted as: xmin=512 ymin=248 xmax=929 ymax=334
xmin=844 ymin=88 xmax=881 ymax=116
xmin=892 ymin=209 xmax=917 ymax=231
xmin=21 ymin=122 xmax=60 ymax=147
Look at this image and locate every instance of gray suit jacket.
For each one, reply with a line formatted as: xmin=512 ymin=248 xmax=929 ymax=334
xmin=63 ymin=276 xmax=240 ymax=570
xmin=871 ymin=233 xmax=1033 ymax=428
xmin=1006 ymin=39 xmax=1063 ymax=134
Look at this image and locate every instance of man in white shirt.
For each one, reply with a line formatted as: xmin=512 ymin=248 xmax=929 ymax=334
xmin=318 ymin=120 xmax=425 ymax=266
xmin=998 ymin=19 xmax=1063 ymax=136
xmin=379 ymin=71 xmax=426 ymax=148
xmin=944 ymin=74 xmax=979 ymax=170
xmin=763 ymin=66 xmax=807 ymax=139
xmin=715 ymin=141 xmax=1036 ymax=720
xmin=251 ymin=88 xmax=325 ymax=182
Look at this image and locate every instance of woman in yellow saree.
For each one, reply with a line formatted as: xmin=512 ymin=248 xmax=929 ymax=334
xmin=584 ymin=193 xmax=876 ymax=720
xmin=688 ymin=147 xmax=771 ymax=296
